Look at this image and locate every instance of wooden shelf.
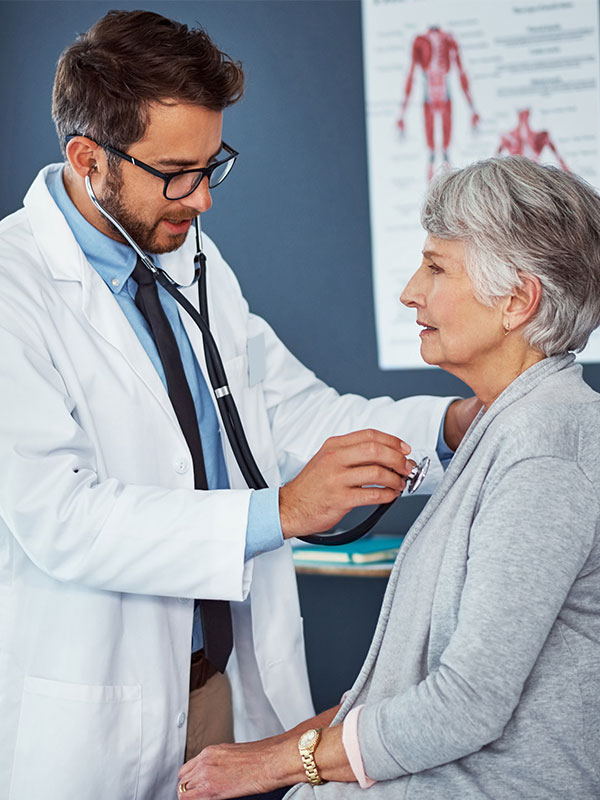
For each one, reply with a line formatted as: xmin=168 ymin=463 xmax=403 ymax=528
xmin=293 ymin=560 xmax=393 ymax=578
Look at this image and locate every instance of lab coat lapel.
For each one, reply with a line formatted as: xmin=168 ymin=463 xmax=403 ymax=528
xmin=80 ymin=267 xmax=180 ymax=424
xmin=24 ymin=165 xmax=182 ymax=428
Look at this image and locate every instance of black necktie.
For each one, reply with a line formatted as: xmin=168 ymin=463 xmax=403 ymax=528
xmin=132 ymin=257 xmax=233 ymax=673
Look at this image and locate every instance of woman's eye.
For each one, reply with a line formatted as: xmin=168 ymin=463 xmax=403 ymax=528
xmin=427 ymin=263 xmax=442 ymax=275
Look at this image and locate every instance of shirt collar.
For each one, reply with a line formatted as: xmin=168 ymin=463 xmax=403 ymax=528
xmin=46 ymin=166 xmax=139 ymax=294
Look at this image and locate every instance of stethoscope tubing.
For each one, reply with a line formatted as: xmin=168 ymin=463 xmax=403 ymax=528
xmin=155 ymin=265 xmax=269 ymax=491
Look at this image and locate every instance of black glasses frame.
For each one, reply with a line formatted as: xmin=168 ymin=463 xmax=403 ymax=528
xmin=65 ymin=135 xmax=238 ymax=199
xmin=103 ymin=142 xmax=238 ymax=199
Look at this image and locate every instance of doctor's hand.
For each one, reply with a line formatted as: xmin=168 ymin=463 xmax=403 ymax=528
xmin=278 ymin=429 xmax=415 ymax=539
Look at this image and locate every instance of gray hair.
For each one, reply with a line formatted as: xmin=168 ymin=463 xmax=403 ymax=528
xmin=421 ymin=156 xmax=600 ymax=356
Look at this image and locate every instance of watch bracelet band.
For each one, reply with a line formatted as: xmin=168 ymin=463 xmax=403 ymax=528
xmin=300 ymin=750 xmax=325 ymax=786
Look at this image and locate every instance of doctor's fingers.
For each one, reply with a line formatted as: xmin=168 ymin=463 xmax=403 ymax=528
xmin=322 ymin=428 xmax=412 ymax=457
xmin=320 ymin=438 xmax=416 ymax=478
xmin=345 ymin=483 xmax=407 ymax=508
xmin=345 ymin=462 xmax=416 ymax=494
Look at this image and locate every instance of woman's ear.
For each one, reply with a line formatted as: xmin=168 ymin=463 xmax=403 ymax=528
xmin=65 ymin=136 xmax=103 ymax=179
xmin=502 ymin=273 xmax=543 ymax=332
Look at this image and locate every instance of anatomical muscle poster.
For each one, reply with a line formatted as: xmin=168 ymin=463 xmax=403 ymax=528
xmin=362 ymin=0 xmax=600 ymax=369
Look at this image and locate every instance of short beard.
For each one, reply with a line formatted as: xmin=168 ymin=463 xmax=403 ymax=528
xmin=99 ymin=166 xmax=191 ymax=254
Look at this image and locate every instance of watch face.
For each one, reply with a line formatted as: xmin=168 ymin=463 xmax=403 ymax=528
xmin=298 ymin=729 xmax=317 ymax=749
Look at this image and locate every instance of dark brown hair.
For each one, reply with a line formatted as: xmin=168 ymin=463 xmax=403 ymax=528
xmin=52 ymin=9 xmax=245 ymax=155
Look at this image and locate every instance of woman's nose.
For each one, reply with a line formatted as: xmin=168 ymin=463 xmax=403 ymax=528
xmin=400 ymin=271 xmax=422 ymax=308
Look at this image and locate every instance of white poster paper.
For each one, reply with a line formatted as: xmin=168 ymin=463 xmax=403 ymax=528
xmin=362 ymin=0 xmax=600 ymax=368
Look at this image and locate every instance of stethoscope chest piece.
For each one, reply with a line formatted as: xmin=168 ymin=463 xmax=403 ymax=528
xmin=406 ymin=456 xmax=430 ymax=494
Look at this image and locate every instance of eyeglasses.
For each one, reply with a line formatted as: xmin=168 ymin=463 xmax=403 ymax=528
xmin=65 ymin=135 xmax=238 ymax=200
xmin=103 ymin=142 xmax=238 ymax=200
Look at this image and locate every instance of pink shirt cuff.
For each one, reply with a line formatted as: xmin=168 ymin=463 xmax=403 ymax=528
xmin=342 ymin=705 xmax=377 ymax=789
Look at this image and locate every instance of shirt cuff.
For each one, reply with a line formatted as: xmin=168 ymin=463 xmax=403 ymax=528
xmin=245 ymin=488 xmax=284 ymax=561
xmin=342 ymin=706 xmax=377 ymax=789
xmin=436 ymin=401 xmax=456 ymax=471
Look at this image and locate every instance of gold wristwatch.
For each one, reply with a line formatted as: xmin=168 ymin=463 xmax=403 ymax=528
xmin=298 ymin=727 xmax=326 ymax=786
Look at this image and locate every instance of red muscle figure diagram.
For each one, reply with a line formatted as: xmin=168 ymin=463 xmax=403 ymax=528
xmin=497 ymin=108 xmax=569 ymax=171
xmin=398 ymin=25 xmax=479 ymax=180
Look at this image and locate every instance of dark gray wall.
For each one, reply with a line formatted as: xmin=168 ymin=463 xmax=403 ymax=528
xmin=2 ymin=0 xmax=600 ymax=711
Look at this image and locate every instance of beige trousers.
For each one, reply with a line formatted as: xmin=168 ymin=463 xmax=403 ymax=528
xmin=185 ymin=670 xmax=234 ymax=760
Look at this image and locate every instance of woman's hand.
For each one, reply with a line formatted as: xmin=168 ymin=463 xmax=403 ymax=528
xmin=176 ymin=736 xmax=300 ymax=799
xmin=176 ymin=729 xmax=357 ymax=798
xmin=177 ymin=706 xmax=356 ymax=798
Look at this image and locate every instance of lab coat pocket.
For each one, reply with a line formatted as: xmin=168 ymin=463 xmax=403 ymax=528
xmin=9 ymin=676 xmax=142 ymax=800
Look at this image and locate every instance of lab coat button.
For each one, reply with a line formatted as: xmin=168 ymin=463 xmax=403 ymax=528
xmin=174 ymin=458 xmax=189 ymax=474
xmin=177 ymin=711 xmax=186 ymax=728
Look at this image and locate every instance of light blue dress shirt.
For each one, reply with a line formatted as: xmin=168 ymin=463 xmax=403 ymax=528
xmin=47 ymin=168 xmax=282 ymax=651
xmin=436 ymin=415 xmax=454 ymax=470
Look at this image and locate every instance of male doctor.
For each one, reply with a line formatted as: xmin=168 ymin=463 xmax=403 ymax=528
xmin=0 ymin=10 xmax=477 ymax=800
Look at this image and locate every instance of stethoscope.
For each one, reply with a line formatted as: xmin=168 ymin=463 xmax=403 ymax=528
xmin=85 ymin=175 xmax=429 ymax=545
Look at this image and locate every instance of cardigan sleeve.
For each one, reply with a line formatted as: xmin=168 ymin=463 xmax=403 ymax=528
xmin=357 ymin=454 xmax=599 ymax=780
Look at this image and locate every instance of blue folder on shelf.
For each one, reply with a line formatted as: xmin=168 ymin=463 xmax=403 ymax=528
xmin=292 ymin=535 xmax=405 ymax=566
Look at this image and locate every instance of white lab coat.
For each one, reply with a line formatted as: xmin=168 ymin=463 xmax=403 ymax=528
xmin=0 ymin=165 xmax=451 ymax=799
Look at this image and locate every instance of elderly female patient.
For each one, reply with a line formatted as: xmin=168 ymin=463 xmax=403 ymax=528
xmin=177 ymin=156 xmax=600 ymax=800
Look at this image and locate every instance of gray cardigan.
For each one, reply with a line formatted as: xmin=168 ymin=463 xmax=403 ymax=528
xmin=287 ymin=354 xmax=600 ymax=799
